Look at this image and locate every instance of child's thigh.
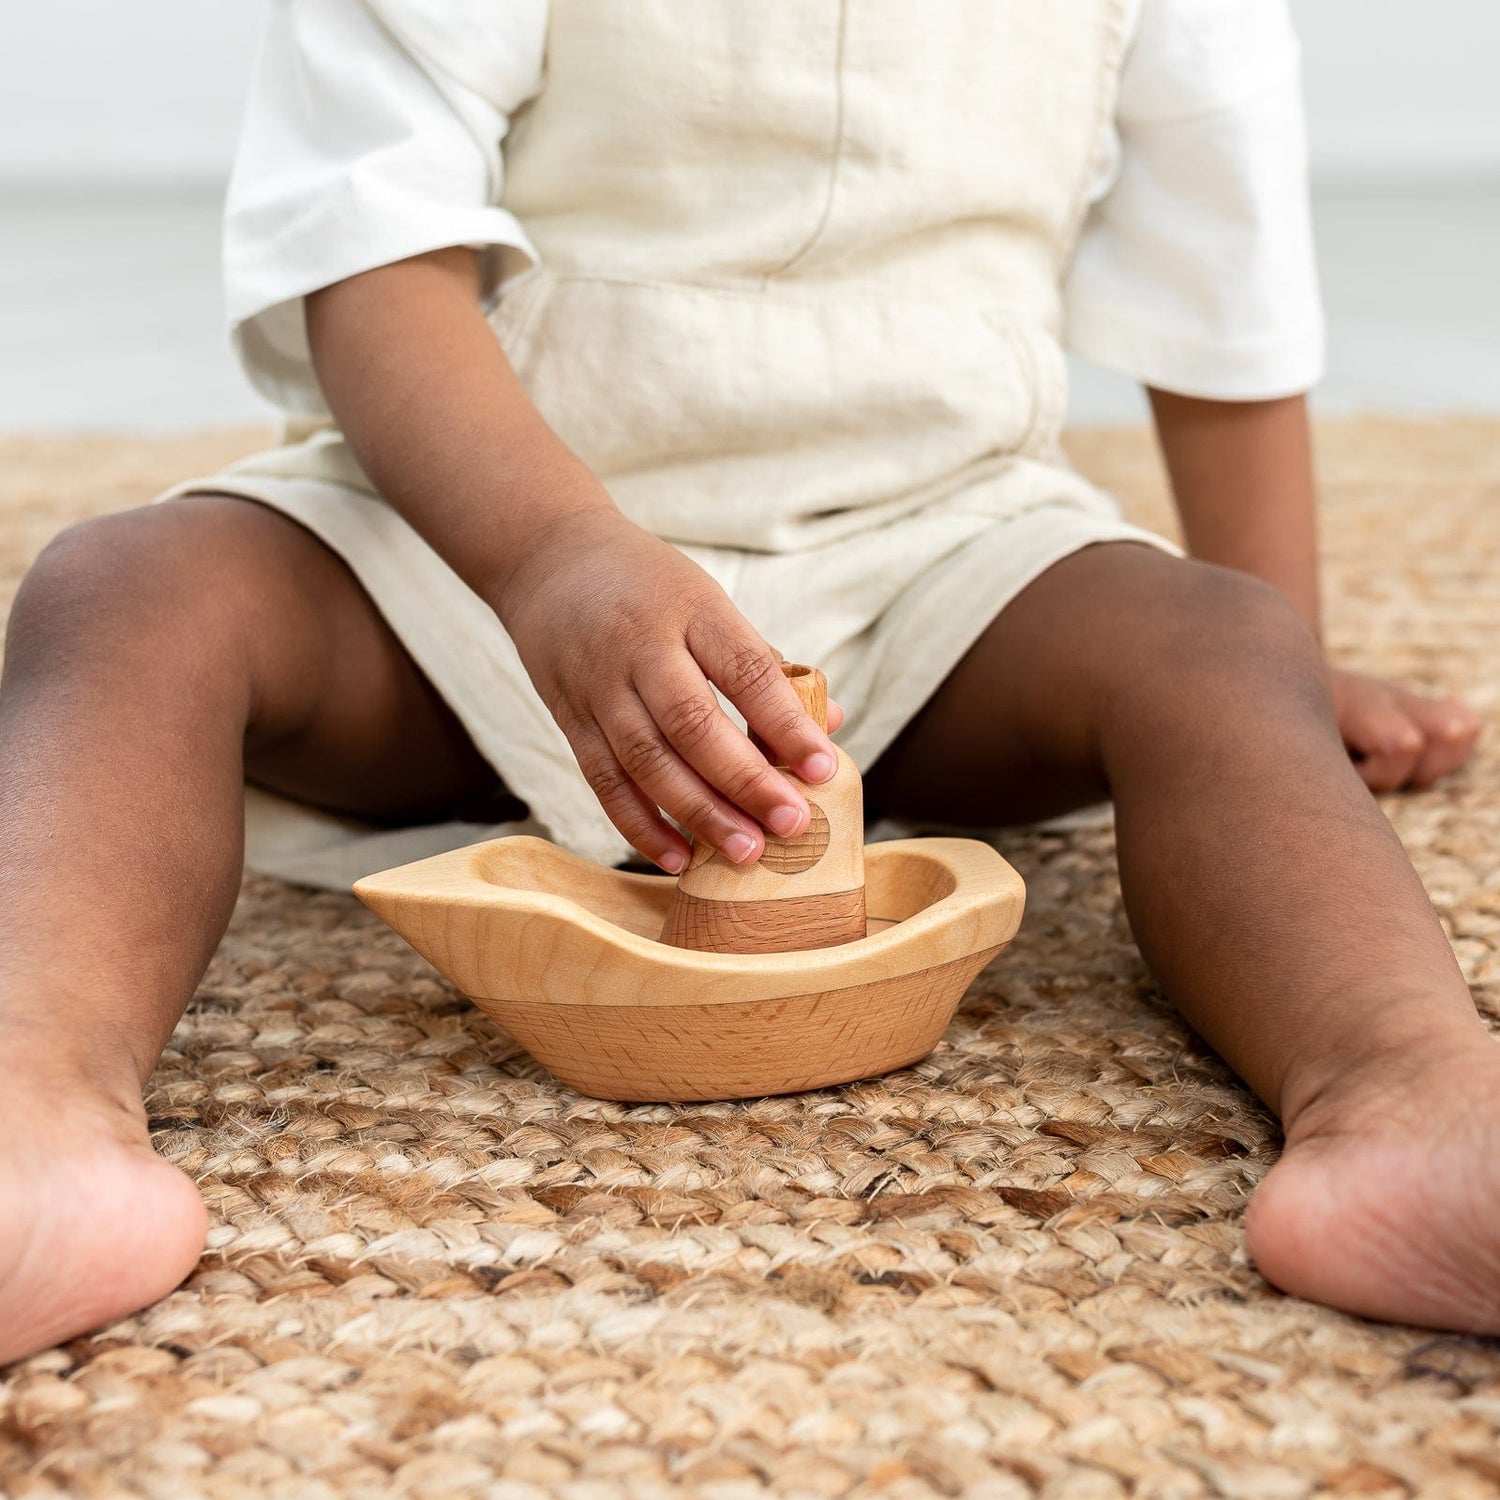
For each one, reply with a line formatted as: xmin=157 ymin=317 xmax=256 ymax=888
xmin=862 ymin=541 xmax=1323 ymax=827
xmin=9 ymin=493 xmax=503 ymax=825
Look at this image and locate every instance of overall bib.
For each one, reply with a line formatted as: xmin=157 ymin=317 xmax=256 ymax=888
xmin=166 ymin=0 xmax=1174 ymax=887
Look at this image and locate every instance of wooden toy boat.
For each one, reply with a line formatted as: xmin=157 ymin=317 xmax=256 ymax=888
xmin=355 ymin=833 xmax=1024 ymax=1101
xmin=354 ymin=663 xmax=1025 ymax=1101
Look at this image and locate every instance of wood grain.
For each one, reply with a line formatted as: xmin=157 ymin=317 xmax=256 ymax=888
xmin=757 ymin=802 xmax=831 ymax=873
xmin=354 ymin=834 xmax=1026 ymax=1101
xmin=661 ymin=663 xmax=867 ymax=952
xmin=493 ymin=948 xmax=1006 ymax=1102
xmin=657 ymin=885 xmax=867 ymax=953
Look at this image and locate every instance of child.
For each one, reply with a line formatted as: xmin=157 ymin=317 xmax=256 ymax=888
xmin=0 ymin=0 xmax=1493 ymax=1362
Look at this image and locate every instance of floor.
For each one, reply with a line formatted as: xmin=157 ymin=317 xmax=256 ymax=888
xmin=1 ymin=188 xmax=1496 ymax=432
xmin=4 ymin=418 xmax=1497 ymax=1496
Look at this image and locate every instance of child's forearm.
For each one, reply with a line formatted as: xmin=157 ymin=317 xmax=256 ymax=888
xmin=1147 ymin=389 xmax=1321 ymax=639
xmin=306 ymin=247 xmax=845 ymax=869
xmin=305 ymin=248 xmax=613 ymax=608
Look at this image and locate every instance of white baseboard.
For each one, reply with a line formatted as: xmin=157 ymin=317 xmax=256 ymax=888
xmin=1308 ymin=133 xmax=1500 ymax=193
xmin=3 ymin=152 xmax=1500 ymax=202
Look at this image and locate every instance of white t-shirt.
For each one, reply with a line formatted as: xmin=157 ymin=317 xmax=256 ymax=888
xmin=225 ymin=0 xmax=1324 ymax=416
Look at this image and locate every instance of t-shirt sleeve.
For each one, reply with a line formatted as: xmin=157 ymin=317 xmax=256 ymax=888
xmin=224 ymin=0 xmax=546 ymax=415
xmin=1063 ymin=0 xmax=1325 ymax=401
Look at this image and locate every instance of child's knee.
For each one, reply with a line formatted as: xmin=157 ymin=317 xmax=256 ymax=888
xmin=8 ymin=503 xmax=255 ymax=679
xmin=1114 ymin=559 xmax=1331 ymax=729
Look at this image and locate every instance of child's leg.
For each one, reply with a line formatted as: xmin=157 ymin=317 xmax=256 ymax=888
xmin=0 ymin=495 xmax=503 ymax=1361
xmin=866 ymin=542 xmax=1500 ymax=1331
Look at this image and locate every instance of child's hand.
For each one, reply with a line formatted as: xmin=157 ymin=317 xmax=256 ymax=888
xmin=1330 ymin=667 xmax=1482 ymax=791
xmin=495 ymin=506 xmax=843 ymax=872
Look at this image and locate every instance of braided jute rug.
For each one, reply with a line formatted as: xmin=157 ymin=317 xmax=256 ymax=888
xmin=2 ymin=421 xmax=1498 ymax=1499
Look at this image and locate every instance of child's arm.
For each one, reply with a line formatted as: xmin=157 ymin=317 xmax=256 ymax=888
xmin=1147 ymin=391 xmax=1320 ymax=632
xmin=304 ymin=247 xmax=839 ymax=871
xmin=1149 ymin=388 xmax=1480 ymax=790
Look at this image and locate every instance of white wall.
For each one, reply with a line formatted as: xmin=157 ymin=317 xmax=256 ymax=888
xmin=2 ymin=0 xmax=1499 ymax=190
xmin=1295 ymin=0 xmax=1500 ymax=185
xmin=0 ymin=1 xmax=268 ymax=189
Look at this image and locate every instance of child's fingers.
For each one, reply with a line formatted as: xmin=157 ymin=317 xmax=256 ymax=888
xmin=1398 ymin=691 xmax=1483 ymax=787
xmin=563 ymin=718 xmax=693 ymax=872
xmin=685 ymin=614 xmax=838 ymax=785
xmin=1342 ymin=692 xmax=1425 ymax=792
xmin=634 ymin=661 xmax=812 ymax=838
xmin=591 ymin=692 xmax=767 ymax=863
xmin=750 ymin=638 xmax=845 ymax=731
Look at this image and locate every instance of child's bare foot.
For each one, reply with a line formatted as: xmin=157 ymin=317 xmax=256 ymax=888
xmin=0 ymin=1071 xmax=207 ymax=1364
xmin=1248 ymin=1035 xmax=1500 ymax=1332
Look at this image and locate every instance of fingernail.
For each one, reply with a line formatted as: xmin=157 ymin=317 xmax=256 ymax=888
xmin=660 ymin=849 xmax=687 ymax=874
xmin=723 ymin=832 xmax=757 ymax=863
xmin=803 ymin=751 xmax=835 ymax=782
xmin=767 ymin=804 xmax=803 ymax=837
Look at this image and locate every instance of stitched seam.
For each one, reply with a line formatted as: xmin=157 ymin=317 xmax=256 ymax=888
xmin=1067 ymin=299 xmax=1325 ymax=360
xmin=761 ymin=0 xmax=850 ymax=281
xmin=1059 ymin=0 xmax=1135 ymax=260
xmin=1122 ymin=60 xmax=1303 ymax=130
xmin=1006 ymin=322 xmax=1047 ymax=460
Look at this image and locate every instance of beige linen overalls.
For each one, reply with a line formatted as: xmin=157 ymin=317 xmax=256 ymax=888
xmin=166 ymin=0 xmax=1174 ymax=888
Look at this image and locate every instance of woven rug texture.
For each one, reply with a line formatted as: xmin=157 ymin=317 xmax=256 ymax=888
xmin=1 ymin=422 xmax=1498 ymax=1499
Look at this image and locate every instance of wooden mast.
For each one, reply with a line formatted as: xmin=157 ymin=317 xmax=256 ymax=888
xmin=659 ymin=664 xmax=868 ymax=953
